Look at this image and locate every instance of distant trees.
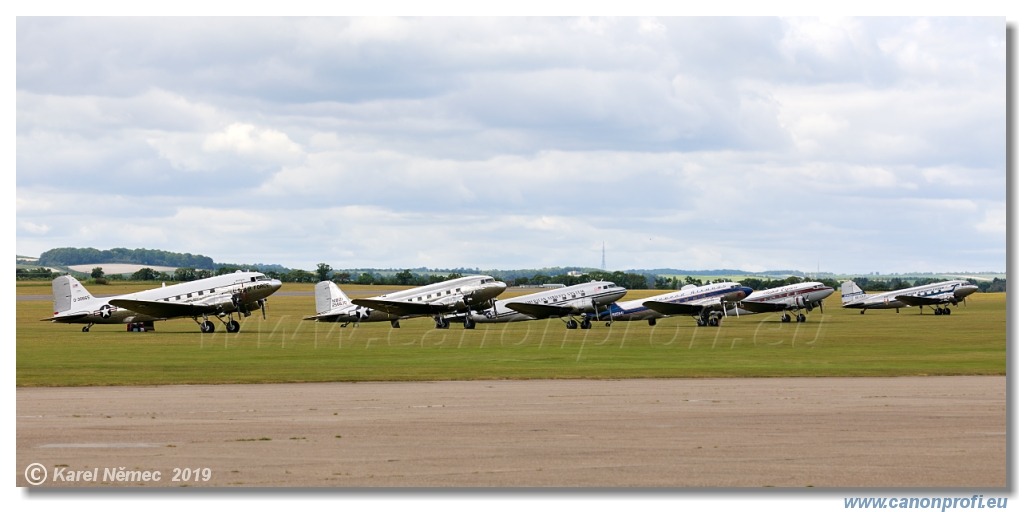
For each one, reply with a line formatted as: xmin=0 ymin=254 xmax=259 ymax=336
xmin=173 ymin=268 xmax=212 ymax=282
xmin=131 ymin=268 xmax=167 ymax=281
xmin=315 ymin=263 xmax=332 ymax=282
xmin=278 ymin=269 xmax=312 ymax=283
xmin=39 ymin=247 xmax=214 ymax=269
xmin=18 ymin=248 xmax=1011 ymax=294
xmin=15 ymin=267 xmax=59 ymax=280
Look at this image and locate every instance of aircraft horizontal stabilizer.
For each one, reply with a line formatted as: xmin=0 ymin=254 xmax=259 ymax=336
xmin=43 ymin=312 xmax=91 ymax=322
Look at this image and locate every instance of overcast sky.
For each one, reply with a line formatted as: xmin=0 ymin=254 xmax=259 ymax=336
xmin=14 ymin=16 xmax=1007 ymax=274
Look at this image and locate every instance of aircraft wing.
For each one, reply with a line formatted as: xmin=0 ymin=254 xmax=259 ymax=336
xmin=109 ymin=299 xmax=219 ymax=319
xmin=737 ymin=300 xmax=790 ymax=313
xmin=894 ymin=295 xmax=949 ymax=307
xmin=303 ymin=313 xmax=350 ymax=322
xmin=641 ymin=301 xmax=707 ymax=316
xmin=505 ymin=302 xmax=576 ymax=319
xmin=351 ymin=299 xmax=450 ymax=317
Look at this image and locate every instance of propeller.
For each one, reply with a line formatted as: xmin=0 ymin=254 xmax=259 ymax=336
xmin=232 ymin=288 xmax=251 ymax=315
xmin=720 ymin=297 xmax=738 ymax=318
xmin=590 ymin=298 xmax=609 ymax=323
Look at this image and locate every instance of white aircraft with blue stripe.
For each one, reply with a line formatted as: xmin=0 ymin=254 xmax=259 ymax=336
xmin=600 ymin=282 xmax=753 ymax=327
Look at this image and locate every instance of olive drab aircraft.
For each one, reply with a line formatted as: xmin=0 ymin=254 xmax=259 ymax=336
xmin=45 ymin=271 xmax=282 ymax=332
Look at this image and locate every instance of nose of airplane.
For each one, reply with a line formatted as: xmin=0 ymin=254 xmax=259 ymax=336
xmin=724 ymin=286 xmax=754 ymax=301
xmin=270 ymin=279 xmax=283 ymax=291
xmin=955 ymin=284 xmax=979 ymax=298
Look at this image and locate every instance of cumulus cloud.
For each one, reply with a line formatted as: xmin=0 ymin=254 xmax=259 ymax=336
xmin=15 ymin=17 xmax=1006 ymax=273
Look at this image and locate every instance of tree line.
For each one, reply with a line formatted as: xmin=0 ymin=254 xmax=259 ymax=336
xmin=38 ymin=247 xmax=214 ymax=269
xmin=16 ymin=251 xmax=1007 ymax=292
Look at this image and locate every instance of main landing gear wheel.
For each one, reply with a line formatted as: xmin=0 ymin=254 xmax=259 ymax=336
xmin=580 ymin=318 xmax=592 ymax=329
xmin=435 ymin=318 xmax=450 ymax=329
xmin=566 ymin=319 xmax=579 ymax=329
xmin=200 ymin=321 xmax=215 ymax=333
xmin=463 ymin=317 xmax=476 ymax=329
xmin=226 ymin=320 xmax=240 ymax=333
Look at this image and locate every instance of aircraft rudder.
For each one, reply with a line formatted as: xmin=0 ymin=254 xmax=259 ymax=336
xmin=52 ymin=275 xmax=93 ymax=313
xmin=314 ymin=280 xmax=352 ymax=314
xmin=840 ymin=281 xmax=865 ymax=305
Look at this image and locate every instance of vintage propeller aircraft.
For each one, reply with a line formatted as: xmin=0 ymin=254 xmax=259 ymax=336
xmin=45 ymin=271 xmax=282 ymax=333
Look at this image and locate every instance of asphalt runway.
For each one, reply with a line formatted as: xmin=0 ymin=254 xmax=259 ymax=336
xmin=16 ymin=376 xmax=1006 ymax=488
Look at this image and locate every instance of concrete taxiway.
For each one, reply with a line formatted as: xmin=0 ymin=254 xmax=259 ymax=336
xmin=16 ymin=376 xmax=1006 ymax=488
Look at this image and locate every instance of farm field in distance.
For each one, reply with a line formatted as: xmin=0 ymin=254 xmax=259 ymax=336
xmin=16 ymin=281 xmax=1007 ymax=387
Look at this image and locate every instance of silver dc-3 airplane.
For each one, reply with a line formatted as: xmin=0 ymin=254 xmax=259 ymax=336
xmin=306 ymin=275 xmax=507 ymax=329
xmin=466 ymin=281 xmax=627 ymax=329
xmin=840 ymin=279 xmax=978 ymax=315
xmin=45 ymin=270 xmax=282 ymax=333
xmin=600 ymin=282 xmax=753 ymax=327
xmin=735 ymin=281 xmax=835 ymax=322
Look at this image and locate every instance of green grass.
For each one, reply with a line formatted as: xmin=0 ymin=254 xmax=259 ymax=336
xmin=16 ymin=282 xmax=1006 ymax=386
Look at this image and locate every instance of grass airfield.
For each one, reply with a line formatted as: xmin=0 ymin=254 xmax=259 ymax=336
xmin=17 ymin=282 xmax=1006 ymax=387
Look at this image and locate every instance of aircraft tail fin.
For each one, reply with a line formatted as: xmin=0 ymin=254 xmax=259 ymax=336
xmin=314 ymin=281 xmax=352 ymax=315
xmin=52 ymin=275 xmax=94 ymax=314
xmin=840 ymin=281 xmax=866 ymax=305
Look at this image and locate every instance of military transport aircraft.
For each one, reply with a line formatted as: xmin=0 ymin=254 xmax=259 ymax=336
xmin=736 ymin=281 xmax=835 ymax=322
xmin=304 ymin=280 xmax=396 ymax=326
xmin=466 ymin=281 xmax=627 ymax=329
xmin=600 ymin=282 xmax=753 ymax=327
xmin=44 ymin=271 xmax=282 ymax=333
xmin=331 ymin=274 xmax=507 ymax=329
xmin=840 ymin=279 xmax=978 ymax=315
